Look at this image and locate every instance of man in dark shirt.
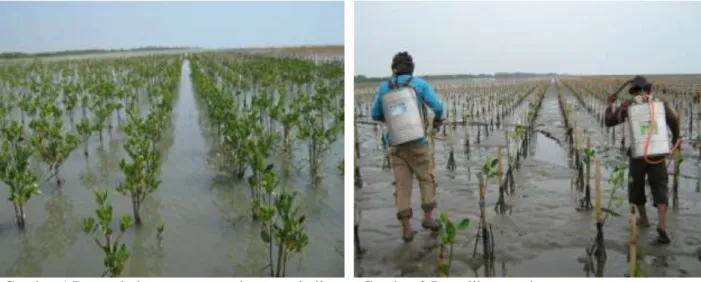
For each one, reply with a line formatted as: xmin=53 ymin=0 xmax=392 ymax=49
xmin=604 ymin=75 xmax=680 ymax=244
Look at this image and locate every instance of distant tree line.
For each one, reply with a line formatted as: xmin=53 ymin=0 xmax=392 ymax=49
xmin=0 ymin=46 xmax=196 ymax=60
xmin=355 ymin=72 xmax=558 ymax=83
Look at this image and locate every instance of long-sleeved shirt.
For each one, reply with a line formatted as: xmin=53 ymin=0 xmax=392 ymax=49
xmin=371 ymin=74 xmax=444 ymax=145
xmin=604 ymin=96 xmax=680 ymax=156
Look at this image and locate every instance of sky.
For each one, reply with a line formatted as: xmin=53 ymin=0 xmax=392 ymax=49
xmin=356 ymin=1 xmax=701 ymax=76
xmin=0 ymin=1 xmax=344 ymax=53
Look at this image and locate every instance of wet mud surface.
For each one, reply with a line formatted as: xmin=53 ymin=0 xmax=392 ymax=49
xmin=355 ymin=81 xmax=700 ymax=277
xmin=0 ymin=60 xmax=344 ymax=277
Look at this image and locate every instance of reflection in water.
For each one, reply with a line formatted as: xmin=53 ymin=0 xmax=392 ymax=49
xmin=128 ymin=196 xmax=164 ymax=276
xmin=581 ymin=250 xmax=606 ymax=277
xmin=235 ymin=222 xmax=267 ymax=277
xmin=5 ymin=195 xmax=78 ymax=276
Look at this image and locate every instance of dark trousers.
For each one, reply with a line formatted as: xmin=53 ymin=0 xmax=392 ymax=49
xmin=628 ymin=157 xmax=669 ymax=207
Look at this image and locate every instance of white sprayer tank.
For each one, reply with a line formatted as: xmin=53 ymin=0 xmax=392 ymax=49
xmin=627 ymin=97 xmax=671 ymax=158
xmin=382 ymin=87 xmax=425 ymax=146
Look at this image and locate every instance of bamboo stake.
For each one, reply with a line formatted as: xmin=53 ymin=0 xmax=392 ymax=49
xmin=505 ymin=131 xmax=511 ymax=163
xmin=628 ymin=205 xmax=638 ymax=277
xmin=497 ymin=145 xmax=503 ymax=187
xmin=595 ymin=158 xmax=602 ymax=222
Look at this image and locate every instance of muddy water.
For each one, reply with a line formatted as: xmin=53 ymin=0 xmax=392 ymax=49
xmin=355 ymin=81 xmax=700 ymax=277
xmin=0 ymin=60 xmax=343 ymax=277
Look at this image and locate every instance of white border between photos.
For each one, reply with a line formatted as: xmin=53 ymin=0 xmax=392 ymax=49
xmin=344 ymin=0 xmax=356 ymax=278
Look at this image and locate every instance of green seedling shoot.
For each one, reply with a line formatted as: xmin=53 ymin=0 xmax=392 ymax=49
xmin=672 ymin=150 xmax=683 ymax=208
xmin=83 ymin=189 xmax=132 ymax=277
xmin=156 ymin=224 xmax=165 ymax=245
xmin=580 ymin=139 xmax=596 ymax=210
xmin=117 ymin=104 xmax=165 ymax=226
xmin=257 ymin=167 xmax=309 ymax=277
xmin=29 ymin=103 xmax=80 ymax=186
xmin=0 ymin=121 xmax=41 ymax=228
xmin=76 ymin=117 xmax=93 ymax=156
xmin=437 ymin=212 xmax=471 ymax=277
xmin=482 ymin=156 xmax=499 ymax=181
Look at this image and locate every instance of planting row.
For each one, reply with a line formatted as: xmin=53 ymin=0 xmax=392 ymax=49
xmin=189 ymin=52 xmax=343 ymax=277
xmin=0 ymin=55 xmax=182 ymax=276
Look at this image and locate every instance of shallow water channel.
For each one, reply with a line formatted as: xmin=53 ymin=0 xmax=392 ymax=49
xmin=355 ymin=81 xmax=700 ymax=277
xmin=0 ymin=60 xmax=344 ymax=277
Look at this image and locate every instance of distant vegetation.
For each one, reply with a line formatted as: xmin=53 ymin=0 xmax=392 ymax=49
xmin=0 ymin=46 xmax=196 ymax=60
xmin=355 ymin=72 xmax=558 ymax=83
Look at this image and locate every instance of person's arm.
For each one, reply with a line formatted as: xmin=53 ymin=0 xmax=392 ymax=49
xmin=418 ymin=80 xmax=444 ymax=119
xmin=604 ymin=105 xmax=627 ymax=127
xmin=604 ymin=94 xmax=628 ymax=127
xmin=371 ymin=83 xmax=386 ymax=122
xmin=663 ymin=101 xmax=680 ymax=144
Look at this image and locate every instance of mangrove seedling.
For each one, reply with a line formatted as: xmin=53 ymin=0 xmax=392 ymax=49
xmin=117 ymin=105 xmax=165 ymax=226
xmin=28 ymin=103 xmax=80 ymax=186
xmin=76 ymin=117 xmax=93 ymax=157
xmin=579 ymin=139 xmax=596 ymax=210
xmin=484 ymin=156 xmax=506 ymax=214
xmin=588 ymin=159 xmax=628 ymax=261
xmin=257 ymin=169 xmax=309 ymax=277
xmin=0 ymin=121 xmax=41 ymax=228
xmin=671 ymin=150 xmax=683 ymax=209
xmin=437 ymin=212 xmax=471 ymax=277
xmin=83 ymin=189 xmax=132 ymax=277
xmin=156 ymin=224 xmax=165 ymax=245
xmin=246 ymin=131 xmax=276 ymax=219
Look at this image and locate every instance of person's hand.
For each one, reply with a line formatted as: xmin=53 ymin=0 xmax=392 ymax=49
xmin=672 ymin=137 xmax=682 ymax=148
xmin=433 ymin=117 xmax=443 ymax=129
xmin=619 ymin=101 xmax=629 ymax=111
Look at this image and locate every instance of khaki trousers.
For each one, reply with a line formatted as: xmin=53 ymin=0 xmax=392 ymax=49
xmin=391 ymin=141 xmax=437 ymax=219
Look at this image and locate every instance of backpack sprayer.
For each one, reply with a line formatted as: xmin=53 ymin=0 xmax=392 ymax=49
xmin=382 ymin=77 xmax=443 ymax=145
xmin=612 ymin=79 xmax=682 ymax=165
xmin=382 ymin=78 xmax=425 ymax=146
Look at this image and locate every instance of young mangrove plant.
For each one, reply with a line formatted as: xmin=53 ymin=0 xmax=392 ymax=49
xmin=117 ymin=104 xmax=166 ymax=226
xmin=579 ymin=137 xmax=595 ymax=210
xmin=246 ymin=130 xmax=276 ymax=219
xmin=257 ymin=167 xmax=309 ymax=277
xmin=671 ymin=150 xmax=683 ymax=209
xmin=485 ymin=155 xmax=507 ymax=215
xmin=587 ymin=159 xmax=627 ymax=263
xmin=29 ymin=103 xmax=80 ymax=186
xmin=437 ymin=212 xmax=471 ymax=277
xmin=474 ymin=171 xmax=496 ymax=277
xmin=83 ymin=189 xmax=133 ymax=277
xmin=0 ymin=121 xmax=41 ymax=228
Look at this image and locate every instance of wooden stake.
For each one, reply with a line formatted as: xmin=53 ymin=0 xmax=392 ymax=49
xmin=497 ymin=145 xmax=503 ymax=187
xmin=478 ymin=172 xmax=486 ymax=225
xmin=595 ymin=157 xmax=602 ymax=222
xmin=628 ymin=205 xmax=638 ymax=277
xmin=505 ymin=130 xmax=511 ymax=162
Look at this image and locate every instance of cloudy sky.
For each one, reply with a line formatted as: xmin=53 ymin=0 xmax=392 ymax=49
xmin=356 ymin=1 xmax=701 ymax=76
xmin=0 ymin=1 xmax=344 ymax=53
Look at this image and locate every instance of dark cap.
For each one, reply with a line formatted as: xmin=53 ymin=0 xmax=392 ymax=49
xmin=629 ymin=75 xmax=652 ymax=94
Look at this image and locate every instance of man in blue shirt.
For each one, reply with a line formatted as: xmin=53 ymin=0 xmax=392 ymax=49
xmin=371 ymin=51 xmax=444 ymax=242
